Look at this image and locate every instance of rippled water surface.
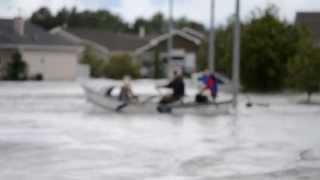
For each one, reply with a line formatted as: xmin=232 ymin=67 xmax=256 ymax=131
xmin=0 ymin=81 xmax=319 ymax=180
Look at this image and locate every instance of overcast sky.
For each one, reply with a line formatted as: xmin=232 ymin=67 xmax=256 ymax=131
xmin=0 ymin=0 xmax=320 ymax=25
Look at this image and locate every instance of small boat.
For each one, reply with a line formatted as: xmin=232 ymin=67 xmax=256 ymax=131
xmin=83 ymin=85 xmax=233 ymax=115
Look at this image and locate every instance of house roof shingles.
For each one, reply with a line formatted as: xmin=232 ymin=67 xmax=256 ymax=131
xmin=0 ymin=19 xmax=77 ymax=46
xmin=67 ymin=28 xmax=150 ymax=52
xmin=66 ymin=28 xmax=205 ymax=53
xmin=296 ymin=12 xmax=320 ymax=43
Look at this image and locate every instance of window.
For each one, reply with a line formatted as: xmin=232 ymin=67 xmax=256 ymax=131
xmin=172 ymin=56 xmax=184 ymax=61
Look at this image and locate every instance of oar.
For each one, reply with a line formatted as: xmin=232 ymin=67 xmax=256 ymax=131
xmin=115 ymin=85 xmax=163 ymax=112
xmin=245 ymin=94 xmax=270 ymax=108
xmin=115 ymin=102 xmax=129 ymax=112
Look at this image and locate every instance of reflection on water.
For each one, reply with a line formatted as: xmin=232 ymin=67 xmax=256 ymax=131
xmin=0 ymin=81 xmax=319 ymax=180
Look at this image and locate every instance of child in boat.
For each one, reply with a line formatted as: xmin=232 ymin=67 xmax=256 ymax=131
xmin=196 ymin=69 xmax=219 ymax=103
xmin=119 ymin=76 xmax=137 ymax=102
xmin=116 ymin=76 xmax=138 ymax=112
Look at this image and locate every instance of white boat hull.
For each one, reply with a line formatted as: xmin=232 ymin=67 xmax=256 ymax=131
xmin=83 ymin=85 xmax=233 ymax=115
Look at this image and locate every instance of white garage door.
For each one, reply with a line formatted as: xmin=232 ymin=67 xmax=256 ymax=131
xmin=22 ymin=50 xmax=78 ymax=80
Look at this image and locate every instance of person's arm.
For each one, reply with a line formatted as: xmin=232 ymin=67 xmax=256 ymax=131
xmin=198 ymin=76 xmax=205 ymax=82
xmin=216 ymin=77 xmax=224 ymax=84
xmin=213 ymin=74 xmax=225 ymax=84
xmin=127 ymin=86 xmax=139 ymax=100
xmin=157 ymin=80 xmax=174 ymax=89
xmin=165 ymin=80 xmax=174 ymax=88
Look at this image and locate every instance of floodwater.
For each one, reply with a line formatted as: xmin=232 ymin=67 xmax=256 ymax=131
xmin=0 ymin=80 xmax=320 ymax=180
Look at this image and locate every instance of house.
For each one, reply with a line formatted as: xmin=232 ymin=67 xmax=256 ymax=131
xmin=296 ymin=12 xmax=320 ymax=47
xmin=135 ymin=28 xmax=203 ymax=77
xmin=50 ymin=27 xmax=151 ymax=59
xmin=0 ymin=17 xmax=84 ymax=80
xmin=51 ymin=26 xmax=205 ymax=77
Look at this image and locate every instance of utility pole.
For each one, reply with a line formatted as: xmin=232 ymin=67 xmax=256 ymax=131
xmin=232 ymin=0 xmax=241 ymax=108
xmin=167 ymin=0 xmax=174 ymax=76
xmin=208 ymin=0 xmax=215 ymax=73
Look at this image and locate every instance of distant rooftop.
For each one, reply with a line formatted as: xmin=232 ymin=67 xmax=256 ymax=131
xmin=65 ymin=27 xmax=205 ymax=52
xmin=0 ymin=18 xmax=78 ymax=47
xmin=66 ymin=28 xmax=151 ymax=52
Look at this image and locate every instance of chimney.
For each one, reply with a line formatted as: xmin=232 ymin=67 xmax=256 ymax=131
xmin=14 ymin=17 xmax=25 ymax=36
xmin=139 ymin=26 xmax=146 ymax=38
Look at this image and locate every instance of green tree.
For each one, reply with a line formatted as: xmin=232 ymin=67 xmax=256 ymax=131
xmin=131 ymin=12 xmax=206 ymax=34
xmin=55 ymin=7 xmax=70 ymax=26
xmin=150 ymin=12 xmax=166 ymax=33
xmin=153 ymin=49 xmax=163 ymax=79
xmin=133 ymin=18 xmax=150 ymax=33
xmin=103 ymin=54 xmax=140 ymax=79
xmin=287 ymin=28 xmax=320 ymax=103
xmin=240 ymin=5 xmax=298 ymax=91
xmin=30 ymin=7 xmax=206 ymax=34
xmin=196 ymin=25 xmax=233 ymax=75
xmin=31 ymin=6 xmax=130 ymax=32
xmin=175 ymin=17 xmax=206 ymax=32
xmin=5 ymin=51 xmax=28 ymax=81
xmin=31 ymin=7 xmax=57 ymax=30
xmin=132 ymin=13 xmax=166 ymax=34
xmin=68 ymin=9 xmax=130 ymax=32
xmin=215 ymin=26 xmax=234 ymax=76
xmin=200 ymin=5 xmax=305 ymax=92
xmin=197 ymin=42 xmax=208 ymax=71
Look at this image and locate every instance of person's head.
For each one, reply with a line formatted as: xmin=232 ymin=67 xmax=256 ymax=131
xmin=173 ymin=69 xmax=182 ymax=78
xmin=123 ymin=75 xmax=131 ymax=86
xmin=173 ymin=70 xmax=178 ymax=77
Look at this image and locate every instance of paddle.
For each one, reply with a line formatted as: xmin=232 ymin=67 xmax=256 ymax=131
xmin=141 ymin=95 xmax=158 ymax=104
xmin=115 ymin=102 xmax=129 ymax=112
xmin=245 ymin=94 xmax=270 ymax=108
xmin=115 ymin=85 xmax=162 ymax=112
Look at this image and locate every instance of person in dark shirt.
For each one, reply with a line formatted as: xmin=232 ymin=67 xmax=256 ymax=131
xmin=158 ymin=71 xmax=185 ymax=105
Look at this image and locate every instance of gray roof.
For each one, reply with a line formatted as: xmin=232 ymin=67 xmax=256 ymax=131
xmin=296 ymin=12 xmax=320 ymax=43
xmin=67 ymin=28 xmax=149 ymax=52
xmin=0 ymin=19 xmax=78 ymax=46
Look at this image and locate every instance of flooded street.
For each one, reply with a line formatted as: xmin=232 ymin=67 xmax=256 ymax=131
xmin=0 ymin=81 xmax=319 ymax=180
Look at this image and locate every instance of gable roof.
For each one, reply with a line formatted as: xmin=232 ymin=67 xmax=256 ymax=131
xmin=296 ymin=12 xmax=320 ymax=44
xmin=182 ymin=27 xmax=206 ymax=40
xmin=135 ymin=29 xmax=202 ymax=55
xmin=66 ymin=28 xmax=149 ymax=52
xmin=0 ymin=19 xmax=78 ymax=47
xmin=51 ymin=27 xmax=204 ymax=54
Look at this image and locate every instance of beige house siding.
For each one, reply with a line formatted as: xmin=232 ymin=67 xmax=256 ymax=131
xmin=22 ymin=50 xmax=79 ymax=80
xmin=0 ymin=49 xmax=15 ymax=78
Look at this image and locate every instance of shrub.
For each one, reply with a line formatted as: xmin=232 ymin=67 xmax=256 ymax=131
xmin=5 ymin=51 xmax=28 ymax=81
xmin=103 ymin=54 xmax=140 ymax=79
xmin=80 ymin=46 xmax=104 ymax=77
xmin=153 ymin=49 xmax=165 ymax=79
xmin=240 ymin=6 xmax=299 ymax=91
